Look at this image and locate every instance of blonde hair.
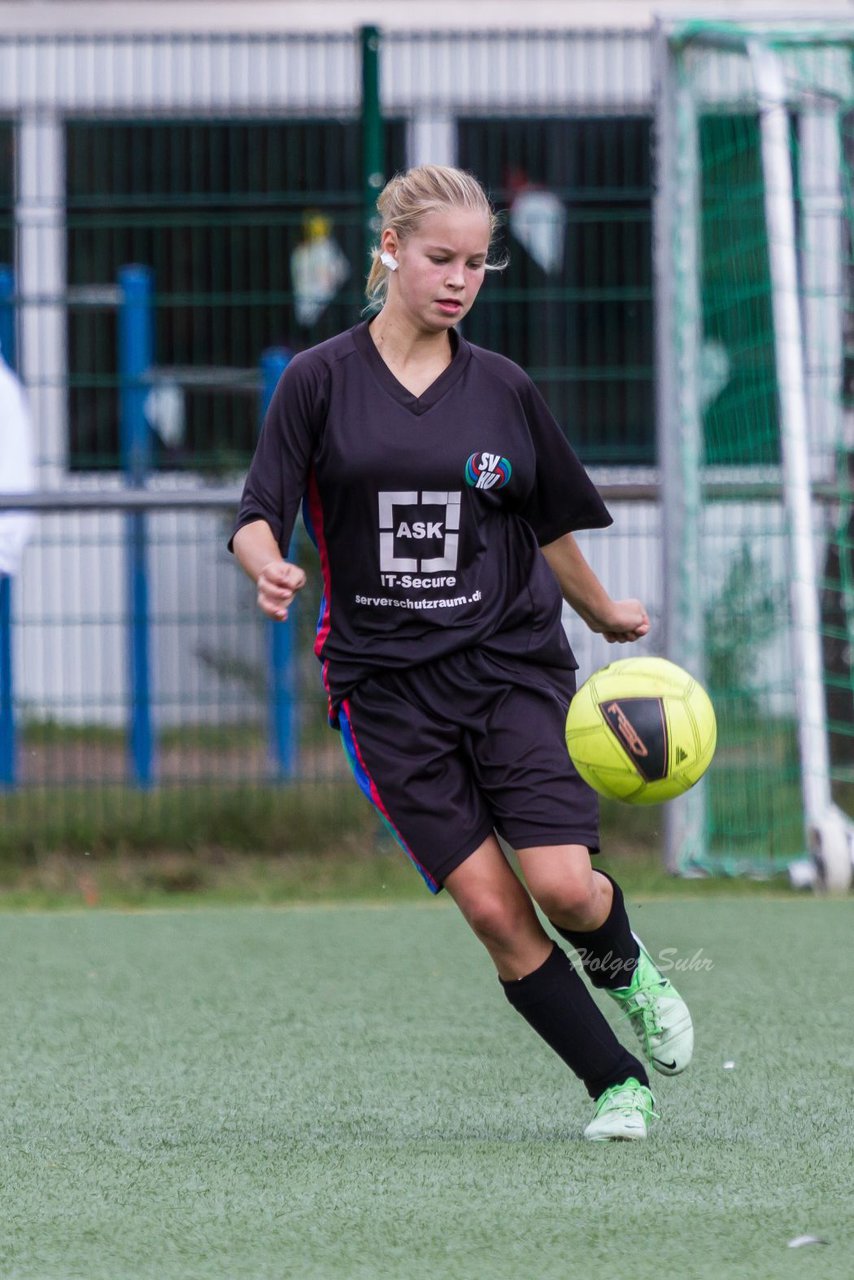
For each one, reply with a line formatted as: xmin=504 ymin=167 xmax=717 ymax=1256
xmin=365 ymin=164 xmax=504 ymax=308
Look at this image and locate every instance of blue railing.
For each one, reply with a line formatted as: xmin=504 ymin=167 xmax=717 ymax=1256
xmin=0 ymin=265 xmax=297 ymax=787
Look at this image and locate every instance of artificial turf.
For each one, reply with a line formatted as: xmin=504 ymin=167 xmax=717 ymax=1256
xmin=1 ymin=897 xmax=852 ymax=1279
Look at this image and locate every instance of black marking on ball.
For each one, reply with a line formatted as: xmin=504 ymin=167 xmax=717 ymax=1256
xmin=599 ymin=697 xmax=669 ymax=781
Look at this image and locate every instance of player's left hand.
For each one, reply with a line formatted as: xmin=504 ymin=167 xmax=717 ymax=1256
xmin=592 ymin=598 xmax=650 ymax=644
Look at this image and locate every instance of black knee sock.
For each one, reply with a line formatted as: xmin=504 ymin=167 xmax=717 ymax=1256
xmin=500 ymin=943 xmax=648 ymax=1098
xmin=552 ymin=871 xmax=640 ymax=992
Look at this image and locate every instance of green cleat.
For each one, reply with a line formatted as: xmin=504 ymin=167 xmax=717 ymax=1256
xmin=584 ymin=1077 xmax=657 ymax=1142
xmin=608 ymin=934 xmax=694 ymax=1076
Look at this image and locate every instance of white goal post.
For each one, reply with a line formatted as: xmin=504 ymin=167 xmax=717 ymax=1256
xmin=654 ymin=15 xmax=854 ymax=890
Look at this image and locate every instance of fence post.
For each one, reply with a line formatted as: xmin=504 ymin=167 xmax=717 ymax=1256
xmin=118 ymin=265 xmax=155 ymax=787
xmin=361 ymin=25 xmax=385 ymax=275
xmin=0 ymin=264 xmax=15 ymax=369
xmin=260 ymin=348 xmax=297 ymax=779
xmin=0 ymin=266 xmax=17 ymax=786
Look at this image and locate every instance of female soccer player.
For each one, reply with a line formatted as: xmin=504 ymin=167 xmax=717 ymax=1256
xmin=230 ymin=165 xmax=693 ymax=1141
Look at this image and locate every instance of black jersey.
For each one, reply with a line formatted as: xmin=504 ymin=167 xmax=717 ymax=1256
xmin=231 ymin=320 xmax=612 ymax=716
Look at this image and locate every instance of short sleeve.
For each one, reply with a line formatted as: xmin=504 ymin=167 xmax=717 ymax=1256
xmin=228 ymin=351 xmax=327 ymax=555
xmin=516 ymin=377 xmax=612 ymax=545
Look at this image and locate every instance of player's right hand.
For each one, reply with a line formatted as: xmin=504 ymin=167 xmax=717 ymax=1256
xmin=256 ymin=559 xmax=306 ymax=622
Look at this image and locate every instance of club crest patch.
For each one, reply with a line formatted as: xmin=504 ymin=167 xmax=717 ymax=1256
xmin=464 ymin=451 xmax=512 ymax=491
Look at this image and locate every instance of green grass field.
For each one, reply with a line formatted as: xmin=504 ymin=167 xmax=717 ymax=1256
xmin=2 ymin=896 xmax=852 ymax=1280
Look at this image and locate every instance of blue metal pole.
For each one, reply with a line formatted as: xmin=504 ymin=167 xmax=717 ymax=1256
xmin=118 ymin=265 xmax=155 ymax=787
xmin=0 ymin=265 xmax=15 ymax=369
xmin=0 ymin=267 xmax=17 ymax=786
xmin=260 ymin=347 xmax=296 ymax=779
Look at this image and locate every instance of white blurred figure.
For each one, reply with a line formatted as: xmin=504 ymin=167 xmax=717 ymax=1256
xmin=0 ymin=344 xmax=35 ymax=578
xmin=144 ymin=380 xmax=186 ymax=450
xmin=699 ymin=338 xmax=731 ymax=413
xmin=290 ymin=212 xmax=351 ymax=328
xmin=507 ymin=169 xmax=567 ymax=277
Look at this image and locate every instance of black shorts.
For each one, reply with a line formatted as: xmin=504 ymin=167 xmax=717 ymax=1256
xmin=338 ymin=648 xmax=600 ymax=894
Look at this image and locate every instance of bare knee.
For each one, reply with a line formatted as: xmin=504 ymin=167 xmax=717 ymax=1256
xmin=460 ymin=890 xmax=531 ymax=950
xmin=515 ymin=848 xmax=612 ymax=931
xmin=531 ymin=871 xmax=607 ymax=930
xmin=443 ymin=836 xmax=552 ymax=979
xmin=456 ymin=889 xmax=552 ymax=981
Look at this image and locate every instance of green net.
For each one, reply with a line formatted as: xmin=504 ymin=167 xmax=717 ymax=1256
xmin=661 ymin=23 xmax=854 ymax=874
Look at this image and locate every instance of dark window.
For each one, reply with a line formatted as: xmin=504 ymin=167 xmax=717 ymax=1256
xmin=700 ymin=114 xmax=778 ymax=465
xmin=67 ymin=119 xmax=405 ymax=471
xmin=457 ymin=117 xmax=655 ymax=465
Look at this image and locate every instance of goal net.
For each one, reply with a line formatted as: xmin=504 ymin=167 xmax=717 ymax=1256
xmin=654 ymin=19 xmax=854 ymax=886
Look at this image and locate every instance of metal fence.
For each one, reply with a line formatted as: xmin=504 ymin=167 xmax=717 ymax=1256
xmin=0 ymin=25 xmax=667 ymax=851
xmin=4 ymin=488 xmax=653 ymax=819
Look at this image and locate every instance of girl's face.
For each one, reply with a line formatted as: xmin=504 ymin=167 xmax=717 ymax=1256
xmin=383 ymin=207 xmax=490 ymax=334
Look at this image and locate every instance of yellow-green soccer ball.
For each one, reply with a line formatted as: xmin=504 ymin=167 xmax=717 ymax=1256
xmin=565 ymin=656 xmax=717 ymax=805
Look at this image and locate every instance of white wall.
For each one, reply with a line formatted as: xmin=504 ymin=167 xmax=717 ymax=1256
xmin=0 ymin=0 xmax=846 ymax=36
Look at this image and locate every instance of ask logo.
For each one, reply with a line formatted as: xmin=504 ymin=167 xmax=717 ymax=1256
xmin=377 ymin=490 xmax=461 ymax=586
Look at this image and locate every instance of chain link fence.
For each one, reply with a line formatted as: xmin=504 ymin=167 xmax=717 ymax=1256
xmin=0 ymin=26 xmax=663 ymax=855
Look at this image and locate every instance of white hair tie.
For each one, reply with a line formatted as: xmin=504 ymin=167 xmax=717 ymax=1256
xmin=380 ymin=251 xmax=399 ymax=271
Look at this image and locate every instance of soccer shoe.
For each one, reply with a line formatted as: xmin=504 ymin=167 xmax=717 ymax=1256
xmin=608 ymin=934 xmax=694 ymax=1076
xmin=583 ymin=1077 xmax=657 ymax=1142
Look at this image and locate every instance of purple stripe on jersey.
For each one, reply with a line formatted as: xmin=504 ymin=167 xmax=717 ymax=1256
xmin=338 ymin=699 xmax=441 ymax=895
xmin=305 ymin=467 xmax=334 ymax=717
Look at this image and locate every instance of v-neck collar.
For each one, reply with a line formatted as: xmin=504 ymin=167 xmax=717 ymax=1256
xmin=351 ymin=320 xmax=471 ymax=417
